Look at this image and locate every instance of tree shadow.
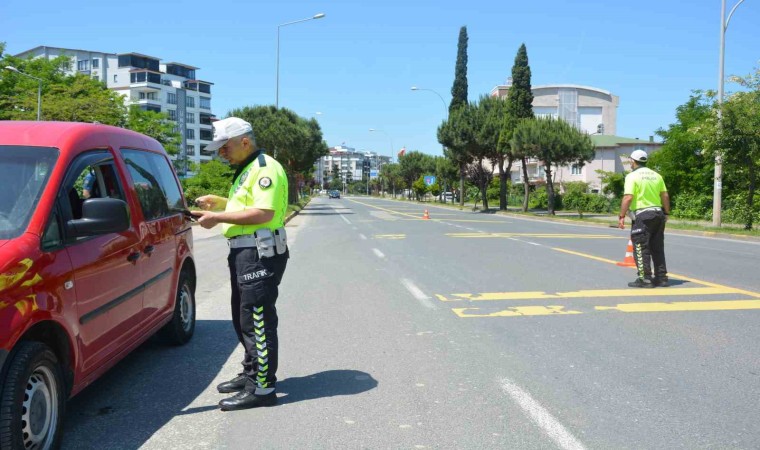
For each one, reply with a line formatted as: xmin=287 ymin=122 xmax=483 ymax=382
xmin=276 ymin=370 xmax=378 ymax=405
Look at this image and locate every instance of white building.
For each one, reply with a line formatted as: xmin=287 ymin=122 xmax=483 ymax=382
xmin=490 ymin=81 xmax=660 ymax=192
xmin=316 ymin=145 xmax=391 ymax=188
xmin=15 ymin=46 xmax=216 ymax=175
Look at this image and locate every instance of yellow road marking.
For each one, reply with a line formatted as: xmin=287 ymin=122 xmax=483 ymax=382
xmin=439 ymin=287 xmax=743 ymax=302
xmin=375 ymin=234 xmax=406 ymax=240
xmin=551 ymin=247 xmax=760 ymax=298
xmin=551 ymin=247 xmax=618 ymax=264
xmin=596 ymin=300 xmax=760 ymax=313
xmin=453 ymin=306 xmax=582 ymax=318
xmin=448 ymin=233 xmax=616 ymax=239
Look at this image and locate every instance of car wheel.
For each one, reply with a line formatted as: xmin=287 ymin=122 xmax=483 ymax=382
xmin=159 ymin=269 xmax=196 ymax=345
xmin=0 ymin=341 xmax=65 ymax=450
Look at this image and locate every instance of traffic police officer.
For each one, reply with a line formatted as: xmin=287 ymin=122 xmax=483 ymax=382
xmin=192 ymin=117 xmax=289 ymax=410
xmin=618 ymin=149 xmax=671 ymax=288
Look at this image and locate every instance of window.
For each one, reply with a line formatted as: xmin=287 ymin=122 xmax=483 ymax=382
xmin=41 ymin=207 xmax=63 ymax=250
xmin=61 ymin=154 xmax=126 ymax=238
xmin=77 ymin=60 xmax=89 ymax=71
xmin=199 ymin=129 xmax=213 ymax=141
xmin=167 ymin=93 xmax=177 ymax=105
xmin=185 ymin=129 xmax=195 ymax=140
xmin=167 ymin=109 xmax=177 ymax=121
xmin=0 ymin=146 xmax=58 ymax=240
xmin=92 ymin=58 xmax=99 ymax=69
xmin=186 ymin=112 xmax=195 ymax=124
xmin=186 ymin=144 xmax=196 ymax=156
xmin=113 ymin=74 xmax=117 ymax=83
xmin=186 ymin=96 xmax=195 ymax=108
xmin=118 ymin=54 xmax=159 ymax=71
xmin=121 ymin=149 xmax=184 ymax=221
xmin=139 ymin=92 xmax=157 ymax=100
xmin=571 ymin=164 xmax=582 ymax=175
xmin=200 ymin=97 xmax=211 ymax=109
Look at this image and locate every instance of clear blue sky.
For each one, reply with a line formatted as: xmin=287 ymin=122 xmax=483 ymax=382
xmin=3 ymin=0 xmax=759 ymax=158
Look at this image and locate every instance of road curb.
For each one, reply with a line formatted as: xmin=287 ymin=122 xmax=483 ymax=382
xmin=285 ymin=197 xmax=312 ymax=225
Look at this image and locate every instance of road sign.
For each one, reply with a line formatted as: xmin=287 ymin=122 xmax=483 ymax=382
xmin=370 ymin=169 xmax=379 ymax=179
xmin=424 ymin=175 xmax=436 ymax=186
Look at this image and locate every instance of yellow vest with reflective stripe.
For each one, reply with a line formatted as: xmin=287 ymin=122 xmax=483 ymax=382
xmin=223 ymin=152 xmax=288 ymax=238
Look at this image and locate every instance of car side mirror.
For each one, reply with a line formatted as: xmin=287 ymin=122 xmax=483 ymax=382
xmin=67 ymin=198 xmax=130 ymax=237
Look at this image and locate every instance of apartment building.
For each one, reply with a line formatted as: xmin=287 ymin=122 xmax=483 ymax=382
xmin=316 ymin=145 xmax=391 ymax=188
xmin=15 ymin=46 xmax=216 ymax=174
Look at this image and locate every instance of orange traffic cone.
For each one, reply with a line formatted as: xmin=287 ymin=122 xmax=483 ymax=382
xmin=422 ymin=209 xmax=430 ymax=220
xmin=616 ymin=239 xmax=636 ymax=267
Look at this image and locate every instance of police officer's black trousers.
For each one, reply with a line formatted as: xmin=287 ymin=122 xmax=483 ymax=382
xmin=228 ymin=246 xmax=289 ymax=391
xmin=630 ymin=209 xmax=667 ymax=280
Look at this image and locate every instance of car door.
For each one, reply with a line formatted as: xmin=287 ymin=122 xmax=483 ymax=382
xmin=61 ymin=151 xmax=144 ymax=373
xmin=120 ymin=149 xmax=184 ymax=322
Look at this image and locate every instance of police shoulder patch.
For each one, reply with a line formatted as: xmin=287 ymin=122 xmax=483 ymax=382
xmin=259 ymin=177 xmax=272 ymax=189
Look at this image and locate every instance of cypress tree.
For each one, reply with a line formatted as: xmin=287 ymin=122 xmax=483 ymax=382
xmin=450 ymin=26 xmax=469 ymax=113
xmin=506 ymin=43 xmax=534 ymax=211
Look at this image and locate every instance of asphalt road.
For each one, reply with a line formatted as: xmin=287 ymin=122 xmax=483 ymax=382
xmin=61 ymin=196 xmax=760 ymax=449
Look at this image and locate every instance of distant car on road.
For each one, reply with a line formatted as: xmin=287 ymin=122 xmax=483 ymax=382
xmin=328 ymin=190 xmax=341 ymax=199
xmin=0 ymin=121 xmax=196 ymax=449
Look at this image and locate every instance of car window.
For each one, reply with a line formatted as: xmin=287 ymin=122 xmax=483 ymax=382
xmin=0 ymin=146 xmax=58 ymax=240
xmin=120 ymin=149 xmax=184 ymax=221
xmin=41 ymin=207 xmax=63 ymax=250
xmin=65 ymin=159 xmax=125 ymax=221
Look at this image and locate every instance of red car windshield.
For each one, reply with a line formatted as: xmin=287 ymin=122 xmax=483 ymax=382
xmin=0 ymin=146 xmax=58 ymax=239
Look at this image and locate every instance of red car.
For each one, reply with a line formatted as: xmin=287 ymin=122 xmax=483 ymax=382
xmin=0 ymin=121 xmax=196 ymax=449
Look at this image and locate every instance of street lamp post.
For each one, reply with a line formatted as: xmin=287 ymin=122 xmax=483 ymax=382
xmin=411 ymin=86 xmax=448 ymax=118
xmin=713 ymin=0 xmax=746 ymax=227
xmin=4 ymin=66 xmax=42 ymax=120
xmin=276 ymin=13 xmax=326 ymax=109
xmin=411 ymin=86 xmax=450 ymax=197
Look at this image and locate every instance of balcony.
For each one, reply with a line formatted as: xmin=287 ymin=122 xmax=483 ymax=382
xmin=130 ymin=71 xmax=162 ymax=90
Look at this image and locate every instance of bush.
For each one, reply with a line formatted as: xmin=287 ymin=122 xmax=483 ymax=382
xmin=722 ymin=192 xmax=760 ymax=227
xmin=486 ymin=178 xmax=501 ymax=202
xmin=529 ymin=186 xmax=562 ymax=210
xmin=672 ymin=192 xmax=712 ymax=221
xmin=586 ymin=195 xmax=609 ymax=213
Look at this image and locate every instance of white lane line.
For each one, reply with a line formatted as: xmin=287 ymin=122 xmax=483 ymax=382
xmin=499 ymin=378 xmax=586 ymax=450
xmin=372 ymin=248 xmax=385 ymax=259
xmin=340 ymin=215 xmax=352 ymax=225
xmin=526 ymin=241 xmax=541 ymax=246
xmin=401 ymin=278 xmax=437 ymax=310
xmin=359 ymin=234 xmax=367 ymax=240
xmin=508 ymin=238 xmax=520 ymax=242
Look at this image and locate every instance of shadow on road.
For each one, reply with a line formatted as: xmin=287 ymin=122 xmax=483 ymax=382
xmin=276 ymin=369 xmax=378 ymax=405
xmin=61 ymin=319 xmax=237 ymax=449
